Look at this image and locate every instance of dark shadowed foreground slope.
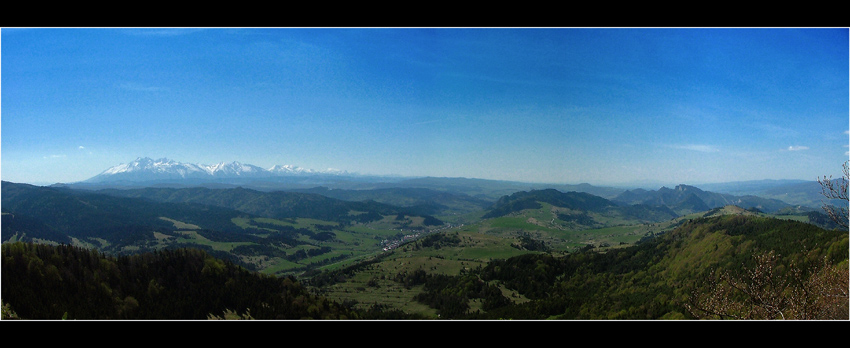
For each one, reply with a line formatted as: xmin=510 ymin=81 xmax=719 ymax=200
xmin=1 ymin=242 xmax=402 ymax=319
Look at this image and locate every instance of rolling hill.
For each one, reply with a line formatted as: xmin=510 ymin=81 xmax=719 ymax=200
xmin=286 ymin=186 xmax=494 ymax=217
xmin=1 ymin=181 xmax=448 ymax=274
xmin=612 ymin=184 xmax=802 ymax=215
xmin=482 ymin=188 xmax=679 ymax=224
xmin=90 ymin=186 xmax=444 ymax=226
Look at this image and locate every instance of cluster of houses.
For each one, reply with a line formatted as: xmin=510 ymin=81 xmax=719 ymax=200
xmin=380 ymin=223 xmax=462 ymax=251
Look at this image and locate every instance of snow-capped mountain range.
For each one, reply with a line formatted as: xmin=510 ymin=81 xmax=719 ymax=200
xmin=85 ymin=157 xmax=350 ymax=183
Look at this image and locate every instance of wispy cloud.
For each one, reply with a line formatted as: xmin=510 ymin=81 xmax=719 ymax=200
xmin=786 ymin=145 xmax=809 ymax=151
xmin=670 ymin=144 xmax=720 ymax=153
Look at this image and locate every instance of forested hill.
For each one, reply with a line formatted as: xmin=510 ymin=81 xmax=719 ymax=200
xmin=0 ymin=242 xmax=408 ymax=319
xmin=612 ymin=184 xmax=800 ymax=214
xmin=1 ymin=181 xmax=249 ymax=244
xmin=92 ymin=185 xmax=444 ymax=226
xmin=288 ymin=186 xmax=494 ymax=216
xmin=482 ymin=188 xmax=678 ymax=222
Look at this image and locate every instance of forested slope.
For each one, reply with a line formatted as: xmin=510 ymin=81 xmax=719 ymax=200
xmin=345 ymin=214 xmax=848 ymax=319
xmin=0 ymin=242 xmax=418 ymax=319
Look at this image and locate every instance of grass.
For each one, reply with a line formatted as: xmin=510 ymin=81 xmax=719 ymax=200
xmin=159 ymin=217 xmax=201 ymax=230
xmin=222 ymin=215 xmax=456 ymax=275
xmin=309 ymin=230 xmax=533 ymax=317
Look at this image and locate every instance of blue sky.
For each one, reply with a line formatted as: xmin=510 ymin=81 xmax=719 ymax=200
xmin=2 ymin=28 xmax=848 ymax=186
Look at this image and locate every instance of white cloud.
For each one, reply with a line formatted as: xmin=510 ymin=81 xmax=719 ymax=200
xmin=787 ymin=145 xmax=809 ymax=151
xmin=78 ymin=146 xmax=85 ymax=150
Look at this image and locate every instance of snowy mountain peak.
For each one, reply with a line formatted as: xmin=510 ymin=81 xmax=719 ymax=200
xmin=85 ymin=157 xmax=353 ymax=183
xmin=268 ymin=164 xmax=314 ymax=174
xmin=203 ymin=161 xmax=266 ymax=177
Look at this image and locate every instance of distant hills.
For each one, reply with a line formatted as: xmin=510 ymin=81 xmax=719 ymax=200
xmin=58 ymin=157 xmax=828 ymax=215
xmin=698 ymin=179 xmax=840 ymax=209
xmin=288 ymin=186 xmax=494 ymax=216
xmin=611 ymin=184 xmax=812 ymax=215
xmin=483 ymin=188 xmax=674 ymax=220
xmin=66 ymin=158 xmax=630 ymax=201
xmin=2 ymin=182 xmax=251 ymax=248
xmin=1 ymin=182 xmax=445 ymax=259
xmin=29 ymin=157 xmax=838 ymax=246
xmin=480 ymin=188 xmax=679 ymax=234
xmin=481 ymin=184 xmax=814 ymax=224
xmin=92 ymin=185 xmax=444 ymax=226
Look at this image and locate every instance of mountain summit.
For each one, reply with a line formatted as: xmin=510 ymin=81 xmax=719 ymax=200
xmin=84 ymin=157 xmax=349 ymax=184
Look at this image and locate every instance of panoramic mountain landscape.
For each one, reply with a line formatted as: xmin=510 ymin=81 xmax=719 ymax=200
xmin=2 ymin=156 xmax=847 ymax=319
xmin=2 ymin=28 xmax=848 ymax=320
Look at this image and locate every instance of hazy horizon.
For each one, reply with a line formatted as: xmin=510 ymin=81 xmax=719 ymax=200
xmin=2 ymin=28 xmax=848 ymax=186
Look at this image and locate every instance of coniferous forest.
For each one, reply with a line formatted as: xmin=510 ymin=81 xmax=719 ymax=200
xmin=2 ymin=242 xmax=367 ymax=319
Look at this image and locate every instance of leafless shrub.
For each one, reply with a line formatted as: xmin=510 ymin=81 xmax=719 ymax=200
xmin=686 ymin=251 xmax=849 ymax=320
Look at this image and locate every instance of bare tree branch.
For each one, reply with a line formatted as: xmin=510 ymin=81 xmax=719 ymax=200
xmin=817 ymin=161 xmax=849 ymax=229
xmin=686 ymin=251 xmax=849 ymax=320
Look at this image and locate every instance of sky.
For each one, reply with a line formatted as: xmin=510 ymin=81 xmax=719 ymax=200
xmin=2 ymin=28 xmax=848 ymax=187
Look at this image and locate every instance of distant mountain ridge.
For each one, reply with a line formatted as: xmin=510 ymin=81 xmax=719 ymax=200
xmin=85 ymin=157 xmax=351 ymax=184
xmin=71 ymin=158 xmax=820 ymax=217
xmin=1 ymin=181 xmax=444 ymax=254
xmin=482 ymin=188 xmax=679 ymax=223
xmin=612 ymin=184 xmax=803 ymax=214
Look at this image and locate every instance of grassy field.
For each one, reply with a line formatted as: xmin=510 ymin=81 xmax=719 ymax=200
xmin=310 ymin=230 xmax=530 ymax=317
xmin=466 ymin=205 xmax=675 ymax=253
xmin=150 ymin=214 xmax=460 ymax=276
